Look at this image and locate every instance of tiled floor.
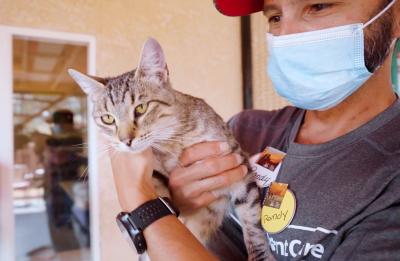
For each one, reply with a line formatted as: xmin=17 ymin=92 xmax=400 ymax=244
xmin=15 ymin=211 xmax=52 ymax=260
xmin=15 ymin=210 xmax=90 ymax=261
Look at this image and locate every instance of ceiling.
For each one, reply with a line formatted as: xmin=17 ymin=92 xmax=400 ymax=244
xmin=13 ymin=37 xmax=88 ymax=132
xmin=13 ymin=37 xmax=87 ymax=95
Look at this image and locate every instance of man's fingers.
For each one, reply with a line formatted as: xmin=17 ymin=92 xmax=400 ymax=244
xmin=170 ymin=153 xmax=243 ymax=188
xmin=189 ymin=192 xmax=217 ymax=210
xmin=179 ymin=165 xmax=248 ymax=200
xmin=179 ymin=141 xmax=231 ymax=167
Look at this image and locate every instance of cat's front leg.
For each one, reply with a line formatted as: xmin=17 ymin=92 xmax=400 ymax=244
xmin=151 ymin=171 xmax=171 ymax=198
xmin=230 ymin=176 xmax=275 ymax=261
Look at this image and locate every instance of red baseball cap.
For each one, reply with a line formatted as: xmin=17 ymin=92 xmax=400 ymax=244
xmin=214 ymin=0 xmax=264 ymax=16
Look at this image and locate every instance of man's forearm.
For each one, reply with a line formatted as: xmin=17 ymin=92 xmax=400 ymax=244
xmin=145 ymin=215 xmax=218 ymax=261
xmin=110 ymin=148 xmax=219 ymax=260
xmin=118 ymin=190 xmax=216 ymax=260
xmin=113 ymin=169 xmax=216 ymax=261
xmin=117 ymin=189 xmax=217 ymax=260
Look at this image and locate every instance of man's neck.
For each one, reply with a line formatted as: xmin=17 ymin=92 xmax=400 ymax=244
xmin=295 ymin=61 xmax=397 ymax=145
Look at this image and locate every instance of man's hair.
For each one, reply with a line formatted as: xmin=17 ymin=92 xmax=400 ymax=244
xmin=53 ymin=109 xmax=74 ymax=125
xmin=364 ymin=0 xmax=396 ymax=72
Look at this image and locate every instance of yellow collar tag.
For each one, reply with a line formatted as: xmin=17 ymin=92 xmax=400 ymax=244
xmin=261 ymin=183 xmax=296 ymax=234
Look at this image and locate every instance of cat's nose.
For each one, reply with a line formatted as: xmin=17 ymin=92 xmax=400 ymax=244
xmin=123 ymin=139 xmax=133 ymax=147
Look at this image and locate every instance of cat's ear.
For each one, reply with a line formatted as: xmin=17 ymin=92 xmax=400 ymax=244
xmin=68 ymin=69 xmax=105 ymax=99
xmin=135 ymin=38 xmax=169 ymax=84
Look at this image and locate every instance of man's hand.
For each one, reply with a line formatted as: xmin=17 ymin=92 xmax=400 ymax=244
xmin=108 ymin=147 xmax=218 ymax=261
xmin=169 ymin=141 xmax=248 ymax=213
xmin=109 ymin=148 xmax=157 ymax=212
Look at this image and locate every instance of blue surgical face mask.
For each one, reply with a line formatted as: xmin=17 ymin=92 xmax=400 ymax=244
xmin=267 ymin=0 xmax=397 ymax=111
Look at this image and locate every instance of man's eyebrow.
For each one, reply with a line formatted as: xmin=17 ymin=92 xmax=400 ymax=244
xmin=263 ymin=0 xmax=309 ymax=14
xmin=263 ymin=4 xmax=280 ymax=14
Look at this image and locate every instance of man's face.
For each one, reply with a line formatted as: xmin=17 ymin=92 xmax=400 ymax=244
xmin=263 ymin=0 xmax=399 ymax=71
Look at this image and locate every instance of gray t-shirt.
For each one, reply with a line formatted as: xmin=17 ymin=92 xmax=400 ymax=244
xmin=230 ymin=99 xmax=400 ymax=261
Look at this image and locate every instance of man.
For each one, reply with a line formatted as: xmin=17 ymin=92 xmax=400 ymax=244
xmin=45 ymin=110 xmax=88 ymax=251
xmin=110 ymin=0 xmax=400 ymax=260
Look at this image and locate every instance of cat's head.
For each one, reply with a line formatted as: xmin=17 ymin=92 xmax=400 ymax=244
xmin=68 ymin=38 xmax=179 ymax=153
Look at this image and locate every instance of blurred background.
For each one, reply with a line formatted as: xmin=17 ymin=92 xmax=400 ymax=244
xmin=0 ymin=1 xmax=399 ymax=261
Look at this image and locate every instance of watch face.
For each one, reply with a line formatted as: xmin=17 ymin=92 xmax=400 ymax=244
xmin=116 ymin=217 xmax=136 ymax=250
xmin=116 ymin=212 xmax=146 ymax=254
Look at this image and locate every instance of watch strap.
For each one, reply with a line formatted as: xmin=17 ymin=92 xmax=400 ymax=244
xmin=129 ymin=197 xmax=179 ymax=231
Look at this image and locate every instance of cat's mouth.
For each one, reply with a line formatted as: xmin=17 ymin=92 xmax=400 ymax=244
xmin=116 ymin=140 xmax=152 ymax=154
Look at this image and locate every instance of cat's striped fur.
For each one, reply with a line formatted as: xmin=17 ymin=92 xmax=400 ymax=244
xmin=69 ymin=38 xmax=273 ymax=261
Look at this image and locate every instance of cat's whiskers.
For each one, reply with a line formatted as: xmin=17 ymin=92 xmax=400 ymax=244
xmin=79 ymin=165 xmax=89 ymax=184
xmin=147 ymin=126 xmax=195 ymax=139
xmin=70 ymin=142 xmax=116 ymax=151
xmin=163 ymin=133 xmax=199 ymax=141
xmin=146 ymin=131 xmax=195 ymax=146
xmin=130 ymin=135 xmax=155 ymax=152
xmin=151 ymin=143 xmax=179 ymax=160
xmin=150 ymin=134 xmax=184 ymax=144
xmin=148 ymin=121 xmax=205 ymax=139
xmin=151 ymin=134 xmax=198 ymax=144
xmin=146 ymin=127 xmax=176 ymax=137
xmin=72 ymin=142 xmax=116 ymax=184
xmin=145 ymin=131 xmax=177 ymax=143
xmin=71 ymin=142 xmax=89 ymax=147
xmin=148 ymin=120 xmax=197 ymax=133
xmin=79 ymin=144 xmax=115 ymax=183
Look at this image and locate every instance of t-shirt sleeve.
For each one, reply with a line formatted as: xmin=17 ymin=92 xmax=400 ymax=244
xmin=330 ymin=175 xmax=400 ymax=261
xmin=227 ymin=106 xmax=302 ymax=155
xmin=330 ymin=205 xmax=400 ymax=261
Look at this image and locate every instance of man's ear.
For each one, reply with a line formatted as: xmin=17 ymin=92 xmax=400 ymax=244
xmin=68 ymin=69 xmax=105 ymax=100
xmin=134 ymin=38 xmax=169 ymax=84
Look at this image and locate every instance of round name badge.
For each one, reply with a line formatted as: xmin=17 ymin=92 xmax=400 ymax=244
xmin=261 ymin=189 xmax=296 ymax=234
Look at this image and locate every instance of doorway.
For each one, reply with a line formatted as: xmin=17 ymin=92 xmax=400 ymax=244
xmin=0 ymin=26 xmax=99 ymax=261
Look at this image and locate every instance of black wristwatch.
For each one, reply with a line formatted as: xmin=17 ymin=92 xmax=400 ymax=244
xmin=116 ymin=197 xmax=179 ymax=254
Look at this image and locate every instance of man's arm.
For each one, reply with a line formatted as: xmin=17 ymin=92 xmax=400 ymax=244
xmin=110 ymin=141 xmax=246 ymax=261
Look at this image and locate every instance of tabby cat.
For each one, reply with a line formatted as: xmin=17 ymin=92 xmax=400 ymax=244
xmin=68 ymin=38 xmax=272 ymax=261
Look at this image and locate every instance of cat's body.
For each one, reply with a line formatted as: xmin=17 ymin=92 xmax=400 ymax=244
xmin=149 ymin=90 xmax=255 ymax=244
xmin=69 ymin=38 xmax=273 ymax=261
xmin=151 ymin=91 xmax=232 ymax=175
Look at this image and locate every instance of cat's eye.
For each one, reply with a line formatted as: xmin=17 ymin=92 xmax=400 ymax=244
xmin=101 ymin=114 xmax=115 ymax=125
xmin=135 ymin=103 xmax=148 ymax=116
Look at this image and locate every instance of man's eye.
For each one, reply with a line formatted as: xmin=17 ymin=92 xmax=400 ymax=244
xmin=268 ymin=15 xmax=281 ymax=24
xmin=310 ymin=3 xmax=333 ymax=13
